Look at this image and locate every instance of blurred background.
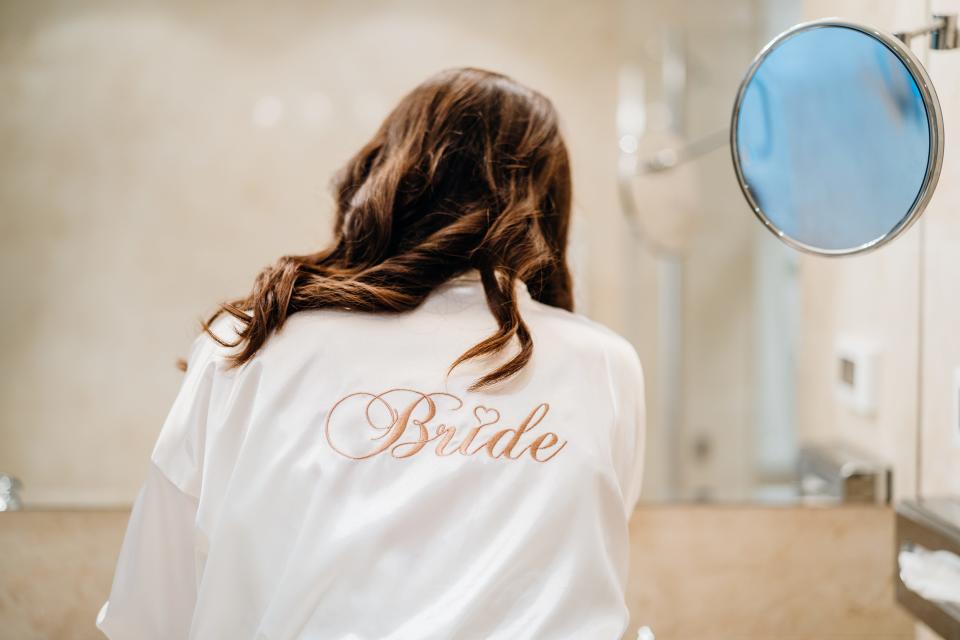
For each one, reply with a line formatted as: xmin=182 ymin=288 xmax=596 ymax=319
xmin=2 ymin=1 xmax=959 ymax=639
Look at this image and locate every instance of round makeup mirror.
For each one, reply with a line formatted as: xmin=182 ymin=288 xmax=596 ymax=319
xmin=731 ymin=19 xmax=944 ymax=255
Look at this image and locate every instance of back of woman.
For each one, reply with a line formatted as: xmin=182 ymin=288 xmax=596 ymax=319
xmin=96 ymin=67 xmax=646 ymax=640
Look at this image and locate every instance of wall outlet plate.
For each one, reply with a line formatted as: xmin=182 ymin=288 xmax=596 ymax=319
xmin=834 ymin=336 xmax=878 ymax=416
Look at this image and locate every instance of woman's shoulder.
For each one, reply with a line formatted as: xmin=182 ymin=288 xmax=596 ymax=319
xmin=190 ymin=313 xmax=244 ymax=362
xmin=523 ymin=298 xmax=643 ymax=375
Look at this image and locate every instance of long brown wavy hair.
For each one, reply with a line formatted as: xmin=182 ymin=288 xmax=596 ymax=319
xmin=203 ymin=67 xmax=574 ymax=391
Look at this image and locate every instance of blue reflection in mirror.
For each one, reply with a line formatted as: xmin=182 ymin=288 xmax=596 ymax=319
xmin=735 ymin=26 xmax=930 ymax=252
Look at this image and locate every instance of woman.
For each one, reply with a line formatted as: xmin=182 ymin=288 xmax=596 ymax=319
xmin=97 ymin=67 xmax=646 ymax=640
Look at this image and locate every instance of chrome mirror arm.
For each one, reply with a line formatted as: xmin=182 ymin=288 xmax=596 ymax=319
xmin=895 ymin=13 xmax=958 ymax=50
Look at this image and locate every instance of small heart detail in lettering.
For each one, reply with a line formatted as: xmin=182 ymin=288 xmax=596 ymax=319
xmin=473 ymin=405 xmax=500 ymax=426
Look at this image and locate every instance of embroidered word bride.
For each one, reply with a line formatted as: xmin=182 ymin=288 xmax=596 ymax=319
xmin=324 ymin=388 xmax=566 ymax=463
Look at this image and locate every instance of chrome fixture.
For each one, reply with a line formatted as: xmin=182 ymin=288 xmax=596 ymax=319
xmin=797 ymin=444 xmax=891 ymax=504
xmin=894 ymin=13 xmax=958 ymax=50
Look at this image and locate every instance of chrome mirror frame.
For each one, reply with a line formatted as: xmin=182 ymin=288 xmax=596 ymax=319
xmin=730 ymin=18 xmax=945 ymax=257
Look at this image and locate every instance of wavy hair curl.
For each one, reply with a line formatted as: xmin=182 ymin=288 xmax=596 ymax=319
xmin=203 ymin=67 xmax=573 ymax=391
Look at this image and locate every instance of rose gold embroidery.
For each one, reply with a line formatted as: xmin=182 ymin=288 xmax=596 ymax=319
xmin=527 ymin=431 xmax=567 ymax=462
xmin=323 ymin=388 xmax=566 ymax=463
xmin=473 ymin=402 xmax=551 ymax=459
xmin=473 ymin=405 xmax=500 ymax=427
xmin=433 ymin=425 xmax=460 ymax=456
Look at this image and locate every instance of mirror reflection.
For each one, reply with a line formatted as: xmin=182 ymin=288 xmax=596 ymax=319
xmin=732 ymin=22 xmax=942 ymax=254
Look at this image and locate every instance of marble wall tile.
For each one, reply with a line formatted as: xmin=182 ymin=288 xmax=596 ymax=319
xmin=626 ymin=506 xmax=913 ymax=640
xmin=0 ymin=507 xmax=912 ymax=640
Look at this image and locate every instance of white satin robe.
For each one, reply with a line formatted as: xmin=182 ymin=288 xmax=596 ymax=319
xmin=96 ymin=269 xmax=646 ymax=639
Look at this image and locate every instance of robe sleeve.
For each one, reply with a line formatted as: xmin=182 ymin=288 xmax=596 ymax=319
xmin=609 ymin=338 xmax=647 ymax=516
xmin=621 ymin=346 xmax=646 ymax=513
xmin=149 ymin=331 xmax=220 ymax=499
xmin=96 ymin=462 xmax=201 ymax=639
xmin=96 ymin=330 xmax=221 ymax=639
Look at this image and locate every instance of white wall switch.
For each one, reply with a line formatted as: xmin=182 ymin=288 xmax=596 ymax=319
xmin=834 ymin=336 xmax=878 ymax=416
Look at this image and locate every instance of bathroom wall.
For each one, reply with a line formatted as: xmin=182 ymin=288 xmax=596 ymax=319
xmin=797 ymin=0 xmax=926 ymax=503
xmin=798 ymin=0 xmax=960 ymax=637
xmin=917 ymin=7 xmax=960 ymax=638
xmin=798 ymin=0 xmax=960 ymax=501
xmin=618 ymin=0 xmax=800 ymax=502
xmin=0 ymin=0 xmax=646 ymax=506
xmin=920 ymin=0 xmax=960 ymax=498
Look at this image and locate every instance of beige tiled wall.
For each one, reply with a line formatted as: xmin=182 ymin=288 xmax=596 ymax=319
xmin=797 ymin=0 xmax=960 ymax=514
xmin=910 ymin=10 xmax=960 ymax=628
xmin=799 ymin=0 xmax=960 ymax=499
xmin=617 ymin=0 xmax=799 ymax=503
xmin=919 ymin=0 xmax=960 ymax=498
xmin=797 ymin=0 xmax=929 ymax=503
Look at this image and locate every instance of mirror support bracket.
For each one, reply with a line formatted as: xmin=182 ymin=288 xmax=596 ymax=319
xmin=895 ymin=13 xmax=958 ymax=50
